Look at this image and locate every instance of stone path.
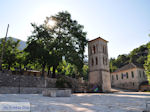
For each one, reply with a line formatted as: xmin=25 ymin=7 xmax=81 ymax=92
xmin=0 ymin=92 xmax=150 ymax=112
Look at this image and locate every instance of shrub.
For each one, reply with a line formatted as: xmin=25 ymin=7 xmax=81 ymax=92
xmin=56 ymin=77 xmax=72 ymax=88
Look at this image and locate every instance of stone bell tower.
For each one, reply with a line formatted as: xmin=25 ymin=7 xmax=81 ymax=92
xmin=88 ymin=37 xmax=111 ymax=92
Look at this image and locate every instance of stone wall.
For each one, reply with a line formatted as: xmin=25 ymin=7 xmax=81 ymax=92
xmin=0 ymin=87 xmax=45 ymax=94
xmin=0 ymin=72 xmax=56 ymax=88
xmin=111 ymin=68 xmax=147 ymax=91
xmin=112 ymin=82 xmax=139 ymax=91
xmin=0 ymin=72 xmax=88 ymax=93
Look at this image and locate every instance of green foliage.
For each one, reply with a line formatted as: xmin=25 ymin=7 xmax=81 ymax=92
xmin=110 ymin=42 xmax=149 ymax=72
xmin=109 ymin=54 xmax=129 ymax=72
xmin=56 ymin=60 xmax=88 ymax=79
xmin=82 ymin=64 xmax=88 ymax=80
xmin=109 ymin=58 xmax=118 ymax=72
xmin=49 ymin=11 xmax=87 ymax=76
xmin=25 ymin=11 xmax=88 ymax=77
xmin=0 ymin=37 xmax=21 ymax=70
xmin=144 ymin=42 xmax=150 ymax=83
xmin=0 ymin=11 xmax=88 ymax=79
xmin=56 ymin=76 xmax=72 ymax=88
xmin=57 ymin=60 xmax=76 ymax=76
xmin=129 ymin=44 xmax=148 ymax=65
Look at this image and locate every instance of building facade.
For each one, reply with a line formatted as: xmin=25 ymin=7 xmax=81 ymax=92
xmin=88 ymin=37 xmax=111 ymax=92
xmin=111 ymin=63 xmax=147 ymax=90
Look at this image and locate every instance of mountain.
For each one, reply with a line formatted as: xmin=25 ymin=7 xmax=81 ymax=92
xmin=7 ymin=37 xmax=27 ymax=50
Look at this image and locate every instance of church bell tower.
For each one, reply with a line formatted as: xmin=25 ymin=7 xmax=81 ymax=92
xmin=88 ymin=37 xmax=111 ymax=92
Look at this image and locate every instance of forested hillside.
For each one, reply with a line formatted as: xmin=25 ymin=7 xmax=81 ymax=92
xmin=110 ymin=42 xmax=150 ymax=72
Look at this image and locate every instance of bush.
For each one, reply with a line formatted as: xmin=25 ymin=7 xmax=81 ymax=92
xmin=56 ymin=77 xmax=72 ymax=88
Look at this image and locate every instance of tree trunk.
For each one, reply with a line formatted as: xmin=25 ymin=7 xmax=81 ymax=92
xmin=52 ymin=66 xmax=56 ymax=78
xmin=42 ymin=64 xmax=45 ymax=77
xmin=19 ymin=64 xmax=21 ymax=70
xmin=48 ymin=66 xmax=51 ymax=77
xmin=19 ymin=64 xmax=22 ymax=75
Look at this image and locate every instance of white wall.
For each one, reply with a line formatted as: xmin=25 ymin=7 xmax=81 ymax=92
xmin=111 ymin=68 xmax=147 ymax=90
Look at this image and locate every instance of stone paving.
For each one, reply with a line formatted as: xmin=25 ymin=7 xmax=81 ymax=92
xmin=0 ymin=92 xmax=150 ymax=112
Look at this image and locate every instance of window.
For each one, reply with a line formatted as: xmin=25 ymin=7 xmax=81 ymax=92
xmin=90 ymin=47 xmax=92 ymax=55
xmin=131 ymin=71 xmax=134 ymax=78
xmin=102 ymin=46 xmax=107 ymax=54
xmin=93 ymin=45 xmax=96 ymax=54
xmin=103 ymin=46 xmax=105 ymax=53
xmin=126 ymin=72 xmax=128 ymax=79
xmin=92 ymin=58 xmax=94 ymax=66
xmin=139 ymin=71 xmax=141 ymax=78
xmin=96 ymin=44 xmax=98 ymax=53
xmin=133 ymin=82 xmax=134 ymax=86
xmin=103 ymin=57 xmax=107 ymax=65
xmin=116 ymin=74 xmax=118 ymax=80
xmin=96 ymin=57 xmax=98 ymax=65
xmin=121 ymin=73 xmax=123 ymax=79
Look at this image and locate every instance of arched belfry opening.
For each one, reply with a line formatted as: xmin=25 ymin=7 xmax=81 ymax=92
xmin=88 ymin=37 xmax=111 ymax=92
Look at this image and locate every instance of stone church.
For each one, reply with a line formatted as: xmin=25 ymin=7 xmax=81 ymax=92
xmin=88 ymin=37 xmax=111 ymax=92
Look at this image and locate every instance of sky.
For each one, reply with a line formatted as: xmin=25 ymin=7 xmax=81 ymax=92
xmin=0 ymin=0 xmax=150 ymax=58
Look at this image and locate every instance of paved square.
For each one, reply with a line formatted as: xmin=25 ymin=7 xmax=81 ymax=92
xmin=0 ymin=92 xmax=150 ymax=112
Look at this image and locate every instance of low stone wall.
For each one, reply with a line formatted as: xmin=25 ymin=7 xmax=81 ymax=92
xmin=112 ymin=82 xmax=139 ymax=91
xmin=0 ymin=87 xmax=19 ymax=94
xmin=0 ymin=72 xmax=56 ymax=88
xmin=43 ymin=88 xmax=71 ymax=97
xmin=0 ymin=87 xmax=46 ymax=94
xmin=0 ymin=72 xmax=87 ymax=93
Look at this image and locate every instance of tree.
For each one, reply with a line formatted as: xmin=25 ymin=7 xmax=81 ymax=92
xmin=49 ymin=11 xmax=87 ymax=77
xmin=110 ymin=41 xmax=149 ymax=72
xmin=109 ymin=55 xmax=129 ymax=72
xmin=0 ymin=37 xmax=20 ymax=70
xmin=109 ymin=58 xmax=117 ymax=72
xmin=25 ymin=39 xmax=50 ymax=76
xmin=15 ymin=51 xmax=28 ymax=72
xmin=144 ymin=42 xmax=150 ymax=83
xmin=82 ymin=64 xmax=88 ymax=80
xmin=56 ymin=60 xmax=79 ymax=78
xmin=26 ymin=11 xmax=88 ymax=78
xmin=129 ymin=45 xmax=148 ymax=65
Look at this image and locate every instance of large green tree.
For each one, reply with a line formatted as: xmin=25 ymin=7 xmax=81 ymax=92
xmin=26 ymin=11 xmax=88 ymax=77
xmin=46 ymin=11 xmax=87 ymax=77
xmin=25 ymin=38 xmax=50 ymax=76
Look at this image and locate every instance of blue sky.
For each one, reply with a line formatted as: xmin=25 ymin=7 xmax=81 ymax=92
xmin=0 ymin=0 xmax=150 ymax=58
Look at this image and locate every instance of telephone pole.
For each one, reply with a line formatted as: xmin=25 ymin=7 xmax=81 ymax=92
xmin=0 ymin=24 xmax=9 ymax=70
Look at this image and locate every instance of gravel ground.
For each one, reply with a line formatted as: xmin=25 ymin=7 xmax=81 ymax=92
xmin=0 ymin=92 xmax=150 ymax=112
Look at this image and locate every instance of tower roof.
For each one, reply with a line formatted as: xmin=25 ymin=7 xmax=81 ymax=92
xmin=88 ymin=37 xmax=108 ymax=43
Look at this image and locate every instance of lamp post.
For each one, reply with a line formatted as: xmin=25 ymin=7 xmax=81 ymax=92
xmin=0 ymin=24 xmax=9 ymax=71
